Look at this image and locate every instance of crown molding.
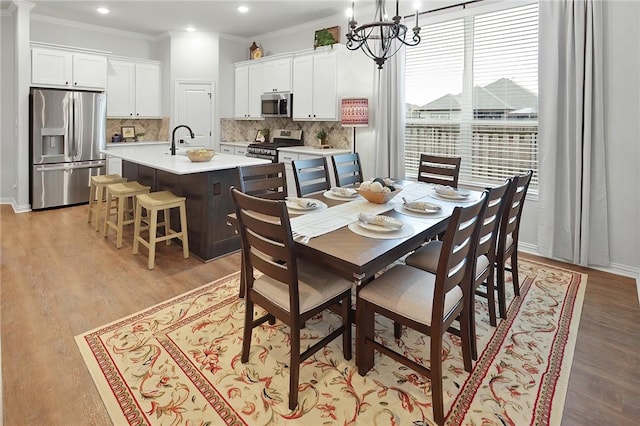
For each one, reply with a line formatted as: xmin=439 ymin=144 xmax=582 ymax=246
xmin=219 ymin=33 xmax=250 ymax=44
xmin=251 ymin=10 xmax=345 ymax=40
xmin=31 ymin=13 xmax=157 ymax=41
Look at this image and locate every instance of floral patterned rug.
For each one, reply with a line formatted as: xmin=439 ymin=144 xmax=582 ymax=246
xmin=75 ymin=259 xmax=586 ymax=425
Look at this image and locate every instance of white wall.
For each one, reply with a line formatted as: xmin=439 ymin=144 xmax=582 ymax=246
xmin=219 ymin=37 xmax=247 ymax=119
xmin=601 ymin=0 xmax=640 ymax=271
xmin=1 ymin=14 xmax=16 ymax=204
xmin=168 ymin=31 xmax=219 ymax=144
xmin=30 ymin=16 xmax=155 ymax=59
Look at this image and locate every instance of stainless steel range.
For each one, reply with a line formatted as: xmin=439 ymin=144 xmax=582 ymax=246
xmin=246 ymin=129 xmax=303 ymax=162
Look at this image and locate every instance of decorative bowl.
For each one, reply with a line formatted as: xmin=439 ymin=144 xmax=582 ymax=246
xmin=356 ymin=187 xmax=402 ymax=204
xmin=186 ymin=149 xmax=216 ymax=162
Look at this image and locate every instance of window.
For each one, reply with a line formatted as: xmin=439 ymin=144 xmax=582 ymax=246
xmin=405 ymin=2 xmax=538 ymax=188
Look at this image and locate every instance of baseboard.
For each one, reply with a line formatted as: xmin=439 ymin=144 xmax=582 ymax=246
xmin=519 ymin=241 xmax=640 ymax=305
xmin=0 ymin=199 xmax=31 ymax=213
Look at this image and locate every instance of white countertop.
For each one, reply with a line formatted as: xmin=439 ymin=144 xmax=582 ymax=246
xmin=106 ymin=141 xmax=169 ymax=148
xmin=277 ymin=146 xmax=351 ymax=156
xmin=104 ymin=145 xmax=270 ymax=175
xmin=219 ymin=141 xmax=252 ymax=147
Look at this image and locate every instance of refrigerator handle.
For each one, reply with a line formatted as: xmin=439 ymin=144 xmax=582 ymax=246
xmin=34 ymin=161 xmax=106 ymax=172
xmin=72 ymin=96 xmax=77 ymax=157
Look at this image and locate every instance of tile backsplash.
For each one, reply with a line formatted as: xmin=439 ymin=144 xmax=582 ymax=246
xmin=220 ymin=118 xmax=351 ymax=149
xmin=106 ymin=117 xmax=169 ymax=142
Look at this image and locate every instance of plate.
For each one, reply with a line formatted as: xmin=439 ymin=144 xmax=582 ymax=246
xmin=433 ymin=189 xmax=470 ymax=200
xmin=330 ymin=187 xmax=358 ymax=198
xmin=403 ymin=204 xmax=441 ymax=214
xmin=286 ymin=199 xmax=318 ymax=210
xmin=357 ymin=221 xmax=400 ymax=233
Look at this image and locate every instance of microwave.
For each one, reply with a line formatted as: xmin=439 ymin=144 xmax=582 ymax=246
xmin=261 ymin=92 xmax=292 ymax=117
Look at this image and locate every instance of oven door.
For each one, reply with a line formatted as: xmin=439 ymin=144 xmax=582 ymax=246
xmin=246 ymin=152 xmax=276 ymax=162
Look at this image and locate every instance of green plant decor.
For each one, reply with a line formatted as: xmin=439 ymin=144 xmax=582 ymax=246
xmin=316 ymin=129 xmax=328 ymax=144
xmin=314 ymin=28 xmax=339 ymax=49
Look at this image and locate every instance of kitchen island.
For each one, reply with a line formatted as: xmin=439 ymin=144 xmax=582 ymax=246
xmin=105 ymin=145 xmax=270 ymax=261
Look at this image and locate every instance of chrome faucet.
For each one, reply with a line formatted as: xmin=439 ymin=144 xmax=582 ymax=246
xmin=170 ymin=125 xmax=195 ymax=155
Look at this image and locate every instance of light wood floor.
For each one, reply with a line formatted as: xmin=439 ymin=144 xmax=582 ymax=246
xmin=1 ymin=204 xmax=639 ymax=425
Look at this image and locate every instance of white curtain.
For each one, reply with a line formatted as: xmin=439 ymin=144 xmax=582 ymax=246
xmin=537 ymin=0 xmax=609 ymax=266
xmin=373 ymin=48 xmax=406 ymax=179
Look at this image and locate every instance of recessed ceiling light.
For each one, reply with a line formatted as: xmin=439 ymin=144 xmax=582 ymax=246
xmin=237 ymin=6 xmax=249 ymax=14
xmin=185 ymin=26 xmax=196 ymax=32
xmin=96 ymin=7 xmax=110 ymax=15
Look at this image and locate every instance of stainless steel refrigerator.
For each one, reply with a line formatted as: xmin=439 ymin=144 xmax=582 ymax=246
xmin=30 ymin=88 xmax=107 ymax=210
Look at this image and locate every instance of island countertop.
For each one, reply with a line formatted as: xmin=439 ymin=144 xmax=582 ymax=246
xmin=104 ymin=145 xmax=270 ymax=175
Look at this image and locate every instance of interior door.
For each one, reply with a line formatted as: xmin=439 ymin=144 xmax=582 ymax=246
xmin=175 ymin=82 xmax=213 ymax=148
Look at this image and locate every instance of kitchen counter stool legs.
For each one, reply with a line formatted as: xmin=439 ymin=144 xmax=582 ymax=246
xmin=103 ymin=181 xmax=151 ymax=248
xmin=132 ymin=191 xmax=189 ymax=269
xmin=88 ymin=174 xmax=127 ymax=231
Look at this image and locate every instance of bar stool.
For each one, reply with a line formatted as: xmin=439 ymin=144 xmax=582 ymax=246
xmin=88 ymin=174 xmax=127 ymax=231
xmin=102 ymin=181 xmax=151 ymax=248
xmin=132 ymin=191 xmax=189 ymax=269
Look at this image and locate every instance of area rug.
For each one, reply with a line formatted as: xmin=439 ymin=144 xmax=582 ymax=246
xmin=75 ymin=259 xmax=587 ymax=425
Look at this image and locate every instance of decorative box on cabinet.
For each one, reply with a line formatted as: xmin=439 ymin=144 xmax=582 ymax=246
xmin=107 ymin=59 xmax=161 ymax=118
xmin=31 ymin=47 xmax=107 ymax=90
xmin=234 ymin=63 xmax=263 ymax=119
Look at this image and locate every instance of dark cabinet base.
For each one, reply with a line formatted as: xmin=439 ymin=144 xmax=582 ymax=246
xmin=123 ymin=161 xmax=240 ymax=261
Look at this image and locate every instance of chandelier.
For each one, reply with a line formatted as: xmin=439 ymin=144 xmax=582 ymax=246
xmin=346 ymin=0 xmax=421 ymax=70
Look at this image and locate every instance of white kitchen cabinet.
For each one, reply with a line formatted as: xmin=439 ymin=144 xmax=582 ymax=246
xmin=234 ymin=63 xmax=263 ymax=119
xmin=262 ymin=56 xmax=292 ymax=93
xmin=219 ymin=143 xmax=250 ymax=157
xmin=107 ymin=59 xmax=161 ymax=118
xmin=31 ymin=47 xmax=107 ymax=90
xmin=292 ymin=49 xmax=338 ymax=121
xmin=292 ymin=46 xmax=373 ymax=122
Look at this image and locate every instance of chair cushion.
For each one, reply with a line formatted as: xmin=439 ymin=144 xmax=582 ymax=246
xmin=358 ymin=265 xmax=463 ymax=326
xmin=405 ymin=241 xmax=442 ymax=273
xmin=253 ymin=259 xmax=352 ymax=314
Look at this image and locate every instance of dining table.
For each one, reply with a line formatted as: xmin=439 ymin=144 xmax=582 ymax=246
xmin=285 ymin=180 xmax=482 ymax=285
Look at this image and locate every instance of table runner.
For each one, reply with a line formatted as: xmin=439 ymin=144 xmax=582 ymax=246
xmin=290 ymin=182 xmax=432 ymax=241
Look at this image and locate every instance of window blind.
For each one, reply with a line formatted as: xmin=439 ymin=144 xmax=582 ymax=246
xmin=405 ymin=2 xmax=538 ymax=188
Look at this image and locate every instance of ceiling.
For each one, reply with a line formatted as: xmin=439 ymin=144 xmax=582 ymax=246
xmin=10 ymin=1 xmax=357 ymax=39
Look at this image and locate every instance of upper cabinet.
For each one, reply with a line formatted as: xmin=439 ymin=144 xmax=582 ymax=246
xmin=292 ymin=50 xmax=338 ymax=121
xmin=107 ymin=59 xmax=162 ymax=118
xmin=262 ymin=56 xmax=292 ymax=93
xmin=31 ymin=47 xmax=107 ymax=90
xmin=292 ymin=46 xmax=373 ymax=122
xmin=234 ymin=62 xmax=263 ymax=120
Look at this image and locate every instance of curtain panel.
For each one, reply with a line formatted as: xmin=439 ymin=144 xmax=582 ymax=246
xmin=373 ymin=48 xmax=406 ymax=180
xmin=537 ymin=0 xmax=609 ymax=266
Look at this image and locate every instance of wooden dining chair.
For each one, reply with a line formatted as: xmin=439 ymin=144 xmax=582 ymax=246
xmin=417 ymin=154 xmax=462 ymax=187
xmin=331 ymin=153 xmax=363 ymax=187
xmin=235 ymin=163 xmax=288 ymax=299
xmin=237 ymin=162 xmax=287 ymax=200
xmin=405 ymin=180 xmax=510 ymax=359
xmin=292 ymin=157 xmax=331 ymax=197
xmin=230 ymin=187 xmax=352 ymax=411
xmin=495 ymin=170 xmax=533 ymax=319
xmin=356 ymin=194 xmax=486 ymax=426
